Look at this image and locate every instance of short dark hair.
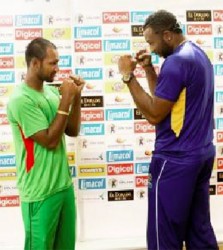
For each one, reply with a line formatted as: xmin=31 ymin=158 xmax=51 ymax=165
xmin=25 ymin=37 xmax=57 ymax=67
xmin=143 ymin=10 xmax=182 ymax=34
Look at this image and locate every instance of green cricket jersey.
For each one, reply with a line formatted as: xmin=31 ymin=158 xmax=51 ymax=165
xmin=7 ymin=83 xmax=72 ymax=202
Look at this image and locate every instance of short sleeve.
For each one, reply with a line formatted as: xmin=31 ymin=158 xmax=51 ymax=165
xmin=155 ymin=57 xmax=185 ymax=102
xmin=8 ymin=95 xmax=49 ymax=138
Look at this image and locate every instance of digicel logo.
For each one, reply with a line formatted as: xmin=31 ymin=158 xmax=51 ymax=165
xmin=103 ymin=12 xmax=129 ymax=24
xmin=217 ymin=184 xmax=223 ymax=195
xmin=213 ymin=10 xmax=223 ymax=21
xmin=0 ymin=114 xmax=9 ymax=125
xmin=15 ymin=28 xmax=42 ymax=40
xmin=187 ymin=24 xmax=212 ymax=35
xmin=134 ymin=67 xmax=146 ymax=78
xmin=135 ymin=176 xmax=148 ymax=187
xmin=217 ymin=131 xmax=223 ymax=142
xmin=0 ymin=195 xmax=20 ymax=207
xmin=107 ymin=163 xmax=134 ymax=175
xmin=81 ymin=109 xmax=104 ymax=122
xmin=0 ymin=16 xmax=13 ymax=26
xmin=74 ymin=40 xmax=101 ymax=52
xmin=54 ymin=69 xmax=72 ymax=81
xmin=134 ymin=121 xmax=155 ymax=133
xmin=0 ymin=57 xmax=14 ymax=69
xmin=217 ymin=158 xmax=223 ymax=169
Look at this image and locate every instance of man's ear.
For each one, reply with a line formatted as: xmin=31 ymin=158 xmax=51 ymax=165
xmin=163 ymin=30 xmax=172 ymax=43
xmin=30 ymin=57 xmax=40 ymax=70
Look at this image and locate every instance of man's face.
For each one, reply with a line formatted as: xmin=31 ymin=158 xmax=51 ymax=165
xmin=37 ymin=47 xmax=59 ymax=82
xmin=143 ymin=27 xmax=173 ymax=58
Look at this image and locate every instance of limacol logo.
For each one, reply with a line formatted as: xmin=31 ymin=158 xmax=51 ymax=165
xmin=78 ymin=178 xmax=106 ymax=190
xmin=58 ymin=55 xmax=71 ymax=67
xmin=0 ymin=71 xmax=14 ymax=83
xmin=75 ymin=68 xmax=103 ymax=80
xmin=80 ymin=123 xmax=104 ymax=136
xmin=74 ymin=26 xmax=102 ymax=38
xmin=0 ymin=155 xmax=16 ymax=167
xmin=131 ymin=11 xmax=152 ymax=23
xmin=106 ymin=108 xmax=132 ymax=121
xmin=15 ymin=14 xmax=42 ymax=26
xmin=106 ymin=150 xmax=134 ymax=162
xmin=103 ymin=39 xmax=130 ymax=51
xmin=214 ymin=38 xmax=223 ymax=49
xmin=0 ymin=43 xmax=13 ymax=55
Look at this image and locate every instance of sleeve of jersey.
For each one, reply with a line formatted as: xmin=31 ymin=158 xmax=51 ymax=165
xmin=155 ymin=57 xmax=184 ymax=102
xmin=10 ymin=96 xmax=49 ymax=139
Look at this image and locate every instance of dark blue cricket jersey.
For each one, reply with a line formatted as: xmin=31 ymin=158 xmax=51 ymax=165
xmin=154 ymin=41 xmax=215 ymax=159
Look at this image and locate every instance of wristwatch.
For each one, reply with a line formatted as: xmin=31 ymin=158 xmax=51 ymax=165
xmin=122 ymin=72 xmax=135 ymax=84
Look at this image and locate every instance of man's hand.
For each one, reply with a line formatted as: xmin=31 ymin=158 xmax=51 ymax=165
xmin=118 ymin=55 xmax=137 ymax=75
xmin=135 ymin=50 xmax=152 ymax=69
xmin=69 ymin=75 xmax=85 ymax=93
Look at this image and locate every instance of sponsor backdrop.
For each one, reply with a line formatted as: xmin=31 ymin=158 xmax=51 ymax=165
xmin=0 ymin=0 xmax=223 ymax=248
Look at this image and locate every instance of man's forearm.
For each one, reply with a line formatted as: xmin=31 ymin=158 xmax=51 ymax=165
xmin=144 ymin=65 xmax=158 ymax=96
xmin=65 ymin=93 xmax=82 ymax=136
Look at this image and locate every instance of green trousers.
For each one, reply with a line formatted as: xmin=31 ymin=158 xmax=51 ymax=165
xmin=21 ymin=185 xmax=76 ymax=250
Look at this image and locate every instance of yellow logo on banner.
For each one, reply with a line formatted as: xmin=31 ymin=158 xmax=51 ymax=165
xmin=15 ymin=56 xmax=26 ymax=69
xmin=0 ymin=142 xmax=15 ymax=154
xmin=43 ymin=28 xmax=71 ymax=40
xmin=78 ymin=164 xmax=106 ymax=177
xmin=0 ymin=85 xmax=14 ymax=97
xmin=104 ymin=53 xmax=125 ymax=66
xmin=213 ymin=158 xmax=217 ymax=170
xmin=131 ymin=38 xmax=148 ymax=52
xmin=105 ymin=80 xmax=128 ymax=94
xmin=0 ymin=169 xmax=16 ymax=181
xmin=67 ymin=152 xmax=75 ymax=165
xmin=205 ymin=50 xmax=214 ymax=62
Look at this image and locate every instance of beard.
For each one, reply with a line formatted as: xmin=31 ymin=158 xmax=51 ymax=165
xmin=161 ymin=41 xmax=174 ymax=58
xmin=38 ymin=67 xmax=55 ymax=83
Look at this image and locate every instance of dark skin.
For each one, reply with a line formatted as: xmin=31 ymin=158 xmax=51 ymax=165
xmin=25 ymin=47 xmax=85 ymax=149
xmin=118 ymin=26 xmax=186 ymax=125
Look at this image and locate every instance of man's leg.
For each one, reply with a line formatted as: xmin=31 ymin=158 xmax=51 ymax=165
xmin=185 ymin=156 xmax=218 ymax=250
xmin=54 ymin=185 xmax=76 ymax=250
xmin=147 ymin=157 xmax=201 ymax=250
xmin=21 ymin=189 xmax=68 ymax=250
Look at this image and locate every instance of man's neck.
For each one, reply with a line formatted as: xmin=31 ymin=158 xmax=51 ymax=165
xmin=173 ymin=35 xmax=187 ymax=50
xmin=25 ymin=74 xmax=44 ymax=92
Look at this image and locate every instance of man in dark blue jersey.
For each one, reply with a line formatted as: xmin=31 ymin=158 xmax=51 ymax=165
xmin=118 ymin=10 xmax=218 ymax=250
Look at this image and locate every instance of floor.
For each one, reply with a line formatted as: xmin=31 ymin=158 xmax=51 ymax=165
xmin=76 ymin=239 xmax=223 ymax=250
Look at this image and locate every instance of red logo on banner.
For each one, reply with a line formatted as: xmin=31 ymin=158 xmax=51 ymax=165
xmin=217 ymin=158 xmax=223 ymax=169
xmin=134 ymin=121 xmax=155 ymax=133
xmin=134 ymin=67 xmax=146 ymax=78
xmin=54 ymin=69 xmax=72 ymax=82
xmin=103 ymin=12 xmax=129 ymax=24
xmin=213 ymin=10 xmax=223 ymax=21
xmin=81 ymin=109 xmax=104 ymax=122
xmin=0 ymin=196 xmax=20 ymax=207
xmin=0 ymin=114 xmax=9 ymax=125
xmin=0 ymin=15 xmax=13 ymax=26
xmin=15 ymin=28 xmax=42 ymax=40
xmin=107 ymin=163 xmax=134 ymax=175
xmin=74 ymin=40 xmax=102 ymax=52
xmin=217 ymin=131 xmax=223 ymax=142
xmin=187 ymin=24 xmax=212 ymax=35
xmin=0 ymin=57 xmax=14 ymax=69
xmin=135 ymin=176 xmax=148 ymax=187
xmin=217 ymin=184 xmax=223 ymax=195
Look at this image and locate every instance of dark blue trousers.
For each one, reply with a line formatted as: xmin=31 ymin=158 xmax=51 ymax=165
xmin=147 ymin=155 xmax=218 ymax=250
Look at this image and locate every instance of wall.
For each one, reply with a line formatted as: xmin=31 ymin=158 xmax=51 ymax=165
xmin=0 ymin=0 xmax=223 ymax=249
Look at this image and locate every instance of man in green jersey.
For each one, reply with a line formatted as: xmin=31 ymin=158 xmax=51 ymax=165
xmin=7 ymin=37 xmax=85 ymax=250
